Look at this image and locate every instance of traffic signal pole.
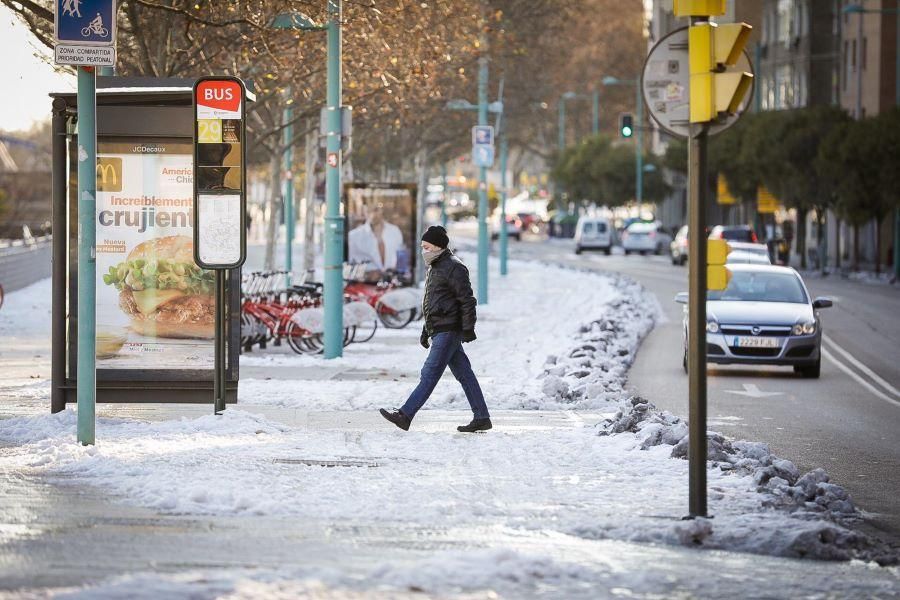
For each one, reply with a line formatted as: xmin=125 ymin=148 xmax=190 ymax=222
xmin=687 ymin=110 xmax=709 ymax=518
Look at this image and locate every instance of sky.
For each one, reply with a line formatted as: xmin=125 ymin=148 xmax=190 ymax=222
xmin=0 ymin=6 xmax=75 ymax=134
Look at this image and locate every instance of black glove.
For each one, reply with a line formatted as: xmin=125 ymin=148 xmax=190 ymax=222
xmin=462 ymin=330 xmax=477 ymax=343
xmin=420 ymin=329 xmax=430 ymax=349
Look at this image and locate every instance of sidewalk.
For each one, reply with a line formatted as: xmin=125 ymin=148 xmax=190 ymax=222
xmin=1 ymin=257 xmax=898 ymax=597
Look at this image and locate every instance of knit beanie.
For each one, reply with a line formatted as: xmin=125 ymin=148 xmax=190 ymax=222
xmin=421 ymin=225 xmax=449 ymax=249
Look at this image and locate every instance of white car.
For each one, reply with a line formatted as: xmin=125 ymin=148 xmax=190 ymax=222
xmin=623 ymin=222 xmax=673 ymax=255
xmin=574 ymin=217 xmax=613 ymax=255
xmin=675 ymin=264 xmax=832 ymax=378
xmin=727 ymin=242 xmax=771 ymax=265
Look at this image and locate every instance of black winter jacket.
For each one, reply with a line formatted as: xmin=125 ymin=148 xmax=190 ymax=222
xmin=422 ymin=250 xmax=477 ymax=337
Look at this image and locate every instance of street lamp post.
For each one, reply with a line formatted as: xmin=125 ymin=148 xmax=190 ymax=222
xmin=323 ymin=0 xmax=344 ymax=357
xmin=602 ymin=76 xmax=644 ymax=207
xmin=271 ymin=4 xmax=343 ymax=357
xmin=283 ymin=92 xmax=294 ymax=283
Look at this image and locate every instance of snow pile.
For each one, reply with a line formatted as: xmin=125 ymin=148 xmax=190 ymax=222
xmin=586 ymin=395 xmax=893 ymax=563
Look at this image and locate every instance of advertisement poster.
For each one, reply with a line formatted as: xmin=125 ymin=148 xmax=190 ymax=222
xmin=345 ymin=184 xmax=416 ymax=283
xmin=95 ymin=139 xmax=214 ymax=369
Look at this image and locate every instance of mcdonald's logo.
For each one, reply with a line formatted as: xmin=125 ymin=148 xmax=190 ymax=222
xmin=96 ymin=158 xmax=122 ymax=192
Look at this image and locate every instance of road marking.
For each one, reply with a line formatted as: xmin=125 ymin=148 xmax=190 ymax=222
xmin=724 ymin=384 xmax=784 ymax=398
xmin=822 ymin=348 xmax=900 ymax=409
xmin=822 ymin=335 xmax=900 ymax=400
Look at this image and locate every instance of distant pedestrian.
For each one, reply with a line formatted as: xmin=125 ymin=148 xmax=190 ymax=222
xmin=380 ymin=226 xmax=491 ymax=433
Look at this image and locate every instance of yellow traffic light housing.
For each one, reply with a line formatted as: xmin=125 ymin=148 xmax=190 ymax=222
xmin=689 ymin=22 xmax=754 ymax=124
xmin=707 ymin=238 xmax=732 ymax=291
xmin=674 ymin=0 xmax=726 ymax=17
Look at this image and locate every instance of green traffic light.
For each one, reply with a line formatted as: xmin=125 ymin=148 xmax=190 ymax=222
xmin=622 ymin=126 xmax=633 ymax=138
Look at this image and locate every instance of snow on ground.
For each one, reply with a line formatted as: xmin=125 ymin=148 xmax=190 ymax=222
xmin=0 ymin=277 xmax=52 ymax=338
xmin=1 ymin=258 xmax=898 ymax=596
xmin=238 ymin=255 xmax=659 ymax=412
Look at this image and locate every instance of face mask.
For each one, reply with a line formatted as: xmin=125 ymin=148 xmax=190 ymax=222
xmin=423 ymin=248 xmax=445 ymax=265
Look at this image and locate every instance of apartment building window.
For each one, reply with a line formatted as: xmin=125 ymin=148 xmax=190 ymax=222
xmin=776 ymin=64 xmax=794 ymax=109
xmin=777 ymin=0 xmax=794 ymax=44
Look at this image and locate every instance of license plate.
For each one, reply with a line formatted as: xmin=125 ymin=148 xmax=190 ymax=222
xmin=734 ymin=336 xmax=781 ymax=348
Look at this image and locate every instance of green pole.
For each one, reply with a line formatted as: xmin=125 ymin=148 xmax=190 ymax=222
xmin=323 ymin=0 xmax=344 ymax=358
xmin=499 ymin=135 xmax=508 ymax=276
xmin=441 ymin=163 xmax=448 ymax=229
xmin=477 ymin=51 xmax=489 ymax=304
xmin=592 ymin=90 xmax=599 ymax=135
xmin=283 ymin=94 xmax=294 ymax=283
xmin=636 ymin=80 xmax=644 ymax=207
xmin=76 ymin=66 xmax=97 ymax=445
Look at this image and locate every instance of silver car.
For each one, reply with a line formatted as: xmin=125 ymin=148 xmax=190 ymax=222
xmin=676 ymin=264 xmax=833 ymax=378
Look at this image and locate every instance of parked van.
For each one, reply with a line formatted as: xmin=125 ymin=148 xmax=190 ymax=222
xmin=574 ymin=217 xmax=613 ymax=255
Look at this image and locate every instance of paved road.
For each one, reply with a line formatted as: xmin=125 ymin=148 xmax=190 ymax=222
xmin=504 ymin=236 xmax=900 ymax=541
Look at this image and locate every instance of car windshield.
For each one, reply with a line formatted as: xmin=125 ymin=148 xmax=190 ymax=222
xmin=628 ymin=223 xmax=654 ymax=233
xmin=708 ymin=271 xmax=808 ymax=303
xmin=720 ymin=228 xmax=754 ymax=242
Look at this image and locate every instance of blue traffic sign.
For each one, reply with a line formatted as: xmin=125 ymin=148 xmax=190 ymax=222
xmin=473 ymin=144 xmax=495 ymax=167
xmin=472 ymin=125 xmax=494 ymax=147
xmin=55 ymin=0 xmax=116 ymax=46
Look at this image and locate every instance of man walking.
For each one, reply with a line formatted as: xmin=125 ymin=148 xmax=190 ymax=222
xmin=380 ymin=226 xmax=492 ymax=433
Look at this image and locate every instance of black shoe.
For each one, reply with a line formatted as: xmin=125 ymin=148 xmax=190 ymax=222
xmin=380 ymin=408 xmax=411 ymax=431
xmin=457 ymin=418 xmax=492 ymax=433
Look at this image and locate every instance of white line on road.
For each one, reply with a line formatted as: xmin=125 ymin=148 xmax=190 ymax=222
xmin=724 ymin=384 xmax=784 ymax=398
xmin=822 ymin=335 xmax=900 ymax=400
xmin=822 ymin=348 xmax=900 ymax=409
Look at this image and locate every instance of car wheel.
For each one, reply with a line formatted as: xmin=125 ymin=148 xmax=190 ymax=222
xmin=604 ymin=246 xmax=611 ymax=256
xmin=654 ymin=244 xmax=663 ymax=255
xmin=624 ymin=249 xmax=631 ymax=255
xmin=680 ymin=255 xmax=687 ymax=266
xmin=796 ymin=358 xmax=821 ymax=379
xmin=514 ymin=233 xmax=521 ymax=241
xmin=671 ymin=255 xmax=678 ymax=265
xmin=639 ymin=250 xmax=647 ymax=256
xmin=575 ymin=246 xmax=582 ymax=255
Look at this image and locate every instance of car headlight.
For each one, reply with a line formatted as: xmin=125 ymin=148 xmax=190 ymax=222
xmin=706 ymin=321 xmax=720 ymax=333
xmin=792 ymin=321 xmax=816 ymax=335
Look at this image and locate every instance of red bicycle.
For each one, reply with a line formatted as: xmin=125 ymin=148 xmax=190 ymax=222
xmin=344 ymin=265 xmax=418 ymax=329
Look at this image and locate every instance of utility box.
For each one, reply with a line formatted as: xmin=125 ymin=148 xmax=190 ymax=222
xmin=50 ymin=77 xmax=253 ymax=412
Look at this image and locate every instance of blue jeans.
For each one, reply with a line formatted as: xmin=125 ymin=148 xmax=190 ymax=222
xmin=400 ymin=331 xmax=490 ymax=420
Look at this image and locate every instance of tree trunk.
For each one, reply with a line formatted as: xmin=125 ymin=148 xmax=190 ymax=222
xmin=818 ymin=212 xmax=826 ymax=275
xmin=302 ymin=121 xmax=318 ymax=274
xmin=853 ymin=223 xmax=860 ymax=271
xmin=797 ymin=209 xmax=807 ymax=270
xmin=264 ymin=151 xmax=282 ymax=271
xmin=875 ymin=216 xmax=883 ymax=274
xmin=835 ymin=216 xmax=842 ymax=270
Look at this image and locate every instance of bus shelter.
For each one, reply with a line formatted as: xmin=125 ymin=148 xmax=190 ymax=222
xmin=50 ymin=77 xmax=252 ymax=412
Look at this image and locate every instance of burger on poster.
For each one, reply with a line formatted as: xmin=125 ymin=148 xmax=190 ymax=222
xmin=102 ymin=235 xmax=216 ymax=338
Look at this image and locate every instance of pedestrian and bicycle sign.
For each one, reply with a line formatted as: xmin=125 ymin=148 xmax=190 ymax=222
xmin=472 ymin=144 xmax=495 ymax=168
xmin=54 ymin=0 xmax=117 ymax=66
